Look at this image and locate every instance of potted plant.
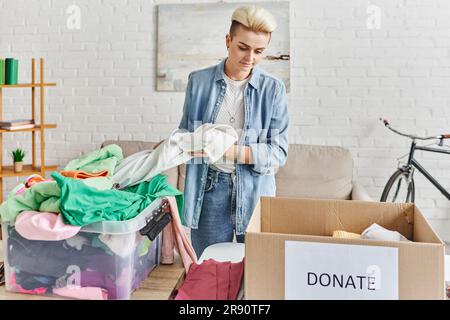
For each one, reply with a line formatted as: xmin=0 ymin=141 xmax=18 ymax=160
xmin=12 ymin=148 xmax=25 ymax=173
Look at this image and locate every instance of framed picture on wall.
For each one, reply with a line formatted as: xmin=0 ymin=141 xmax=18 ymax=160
xmin=156 ymin=2 xmax=290 ymax=92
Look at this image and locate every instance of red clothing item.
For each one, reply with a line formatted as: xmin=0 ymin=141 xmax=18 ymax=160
xmin=15 ymin=174 xmax=53 ymax=195
xmin=175 ymin=258 xmax=244 ymax=300
xmin=228 ymin=259 xmax=245 ymax=299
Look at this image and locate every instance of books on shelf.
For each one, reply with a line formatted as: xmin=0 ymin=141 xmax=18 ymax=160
xmin=1 ymin=123 xmax=35 ymax=131
xmin=0 ymin=119 xmax=35 ymax=130
xmin=0 ymin=119 xmax=34 ymax=127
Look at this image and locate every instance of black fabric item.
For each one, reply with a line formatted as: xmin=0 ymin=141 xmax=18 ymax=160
xmin=7 ymin=227 xmax=119 ymax=278
xmin=13 ymin=271 xmax=57 ymax=290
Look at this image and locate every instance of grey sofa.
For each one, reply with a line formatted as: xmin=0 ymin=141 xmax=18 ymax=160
xmin=274 ymin=144 xmax=373 ymax=201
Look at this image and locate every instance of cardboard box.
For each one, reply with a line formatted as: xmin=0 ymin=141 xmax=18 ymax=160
xmin=245 ymin=197 xmax=445 ymax=300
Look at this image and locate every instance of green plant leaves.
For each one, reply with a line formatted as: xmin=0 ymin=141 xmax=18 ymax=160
xmin=11 ymin=148 xmax=25 ymax=162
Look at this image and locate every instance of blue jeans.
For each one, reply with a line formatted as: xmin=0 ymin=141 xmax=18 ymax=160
xmin=191 ymin=167 xmax=245 ymax=259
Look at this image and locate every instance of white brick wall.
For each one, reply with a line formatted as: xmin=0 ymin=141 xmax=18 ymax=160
xmin=1 ymin=0 xmax=450 ymax=240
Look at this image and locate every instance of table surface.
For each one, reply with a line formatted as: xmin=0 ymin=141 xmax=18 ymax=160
xmin=0 ymin=240 xmax=185 ymax=300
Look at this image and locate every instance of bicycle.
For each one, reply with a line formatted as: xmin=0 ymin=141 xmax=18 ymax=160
xmin=380 ymin=118 xmax=450 ymax=203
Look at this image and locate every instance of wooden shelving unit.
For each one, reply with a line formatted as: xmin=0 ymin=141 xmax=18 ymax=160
xmin=0 ymin=83 xmax=56 ymax=88
xmin=0 ymin=58 xmax=57 ymax=203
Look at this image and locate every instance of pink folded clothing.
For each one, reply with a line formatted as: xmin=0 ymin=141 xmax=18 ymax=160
xmin=175 ymin=258 xmax=244 ymax=300
xmin=53 ymin=286 xmax=108 ymax=300
xmin=161 ymin=223 xmax=175 ymax=264
xmin=15 ymin=211 xmax=81 ymax=241
xmin=161 ymin=197 xmax=197 ymax=273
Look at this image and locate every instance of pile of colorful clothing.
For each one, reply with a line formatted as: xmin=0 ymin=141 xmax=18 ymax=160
xmin=0 ymin=144 xmax=189 ymax=300
xmin=1 ymin=144 xmax=184 ymax=228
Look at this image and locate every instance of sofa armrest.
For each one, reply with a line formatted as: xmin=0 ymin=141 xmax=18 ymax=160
xmin=351 ymin=181 xmax=374 ymax=201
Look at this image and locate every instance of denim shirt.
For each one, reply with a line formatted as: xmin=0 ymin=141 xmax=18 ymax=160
xmin=178 ymin=59 xmax=289 ymax=234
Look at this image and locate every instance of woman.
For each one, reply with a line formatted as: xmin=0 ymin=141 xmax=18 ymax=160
xmin=178 ymin=5 xmax=289 ymax=258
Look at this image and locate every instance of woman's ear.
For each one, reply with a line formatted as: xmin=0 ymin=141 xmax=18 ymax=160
xmin=225 ymin=33 xmax=231 ymax=49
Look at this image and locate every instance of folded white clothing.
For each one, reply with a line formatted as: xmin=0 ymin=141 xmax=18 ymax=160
xmin=112 ymin=123 xmax=238 ymax=188
xmin=361 ymin=223 xmax=410 ymax=242
xmin=64 ymin=235 xmax=89 ymax=250
xmin=98 ymin=233 xmax=137 ymax=258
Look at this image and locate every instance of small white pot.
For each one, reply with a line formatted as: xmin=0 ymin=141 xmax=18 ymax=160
xmin=14 ymin=161 xmax=23 ymax=173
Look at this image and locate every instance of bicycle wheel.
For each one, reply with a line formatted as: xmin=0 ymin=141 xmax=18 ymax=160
xmin=380 ymin=169 xmax=415 ymax=203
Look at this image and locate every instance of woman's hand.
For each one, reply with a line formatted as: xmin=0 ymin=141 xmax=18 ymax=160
xmin=189 ymin=151 xmax=207 ymax=157
xmin=188 ymin=146 xmax=253 ymax=164
xmin=223 ymin=145 xmax=238 ymax=160
xmin=224 ymin=145 xmax=253 ymax=164
xmin=190 ymin=146 xmax=237 ymax=159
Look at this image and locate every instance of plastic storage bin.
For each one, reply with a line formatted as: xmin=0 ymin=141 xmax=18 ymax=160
xmin=1 ymin=197 xmax=171 ymax=300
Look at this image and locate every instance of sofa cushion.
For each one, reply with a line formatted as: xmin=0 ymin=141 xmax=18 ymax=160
xmin=102 ymin=140 xmax=157 ymax=158
xmin=275 ymin=144 xmax=353 ymax=200
xmin=101 ymin=140 xmax=179 ymax=189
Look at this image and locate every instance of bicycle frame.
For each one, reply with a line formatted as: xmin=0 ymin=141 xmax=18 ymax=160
xmin=404 ymin=141 xmax=450 ymax=200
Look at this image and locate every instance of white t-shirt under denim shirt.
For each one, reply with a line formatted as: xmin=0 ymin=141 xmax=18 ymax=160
xmin=210 ymin=72 xmax=249 ymax=173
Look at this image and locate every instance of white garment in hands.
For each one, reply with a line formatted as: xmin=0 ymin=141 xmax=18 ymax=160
xmin=112 ymin=124 xmax=239 ymax=188
xmin=361 ymin=223 xmax=410 ymax=242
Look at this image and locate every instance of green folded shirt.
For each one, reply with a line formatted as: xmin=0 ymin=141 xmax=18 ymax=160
xmin=64 ymin=144 xmax=123 ymax=176
xmin=124 ymin=174 xmax=184 ymax=223
xmin=53 ymin=172 xmax=184 ymax=227
xmin=0 ymin=175 xmax=115 ymax=224
xmin=0 ymin=181 xmax=61 ymax=223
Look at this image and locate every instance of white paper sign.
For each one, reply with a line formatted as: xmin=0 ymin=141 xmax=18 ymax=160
xmin=285 ymin=241 xmax=398 ymax=300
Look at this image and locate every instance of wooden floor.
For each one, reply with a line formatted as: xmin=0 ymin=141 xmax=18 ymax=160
xmin=0 ymin=240 xmax=185 ymax=300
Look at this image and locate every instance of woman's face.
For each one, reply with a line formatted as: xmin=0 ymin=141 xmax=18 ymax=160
xmin=226 ymin=25 xmax=270 ymax=74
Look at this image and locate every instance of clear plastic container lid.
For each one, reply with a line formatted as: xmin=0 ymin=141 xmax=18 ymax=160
xmin=80 ymin=197 xmax=167 ymax=235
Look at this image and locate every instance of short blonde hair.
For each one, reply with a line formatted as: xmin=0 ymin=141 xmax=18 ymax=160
xmin=230 ymin=5 xmax=277 ymax=37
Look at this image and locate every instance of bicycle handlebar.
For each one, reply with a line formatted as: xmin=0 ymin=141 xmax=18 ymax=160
xmin=379 ymin=118 xmax=447 ymax=141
